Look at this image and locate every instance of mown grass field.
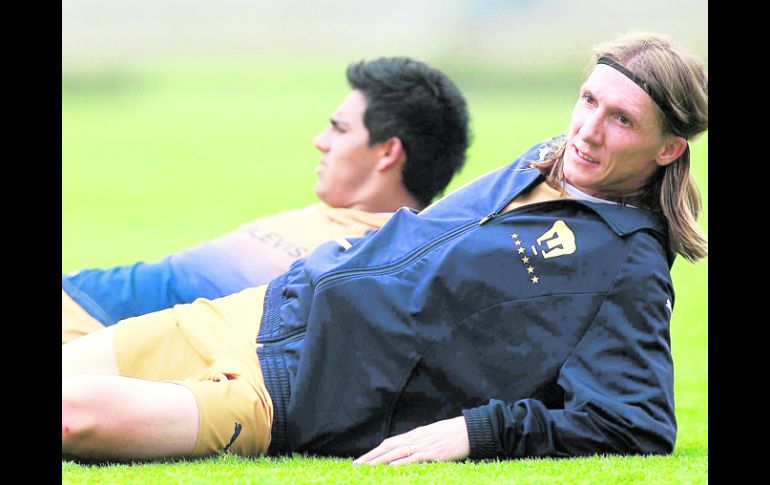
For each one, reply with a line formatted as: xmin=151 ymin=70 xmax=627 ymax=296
xmin=62 ymin=58 xmax=707 ymax=483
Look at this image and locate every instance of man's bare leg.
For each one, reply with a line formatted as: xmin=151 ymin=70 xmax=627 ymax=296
xmin=62 ymin=374 xmax=199 ymax=461
xmin=63 ymin=325 xmax=198 ymax=460
xmin=61 ymin=288 xmax=273 ymax=461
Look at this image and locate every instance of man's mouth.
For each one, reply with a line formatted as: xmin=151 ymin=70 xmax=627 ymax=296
xmin=574 ymin=146 xmax=599 ymax=164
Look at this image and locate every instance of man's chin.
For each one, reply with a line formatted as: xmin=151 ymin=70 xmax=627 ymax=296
xmin=315 ymin=187 xmax=332 ymax=206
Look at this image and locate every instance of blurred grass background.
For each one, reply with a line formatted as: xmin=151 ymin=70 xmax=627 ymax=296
xmin=62 ymin=1 xmax=707 ymax=482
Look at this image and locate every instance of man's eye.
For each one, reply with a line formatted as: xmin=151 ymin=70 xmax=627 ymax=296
xmin=618 ymin=115 xmax=631 ymax=126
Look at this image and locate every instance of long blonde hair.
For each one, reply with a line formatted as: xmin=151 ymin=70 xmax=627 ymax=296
xmin=532 ymin=32 xmax=708 ymax=263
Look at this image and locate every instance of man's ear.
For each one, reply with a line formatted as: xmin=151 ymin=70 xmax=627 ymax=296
xmin=656 ymin=135 xmax=688 ymax=167
xmin=375 ymin=137 xmax=406 ymax=172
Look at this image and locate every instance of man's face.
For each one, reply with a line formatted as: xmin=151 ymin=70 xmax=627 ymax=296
xmin=313 ymin=90 xmax=381 ymax=208
xmin=563 ymin=64 xmax=671 ymax=198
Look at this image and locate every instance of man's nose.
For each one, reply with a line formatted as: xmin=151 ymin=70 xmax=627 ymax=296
xmin=578 ymin=112 xmax=604 ymax=145
xmin=313 ymin=127 xmax=330 ymax=151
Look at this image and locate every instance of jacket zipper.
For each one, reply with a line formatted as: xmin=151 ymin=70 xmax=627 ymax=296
xmin=259 ymin=194 xmax=541 ymax=349
xmin=315 ymin=194 xmax=523 ymax=292
xmin=256 ymin=329 xmax=306 ymax=348
xmin=479 ymin=210 xmax=499 ymax=225
xmin=314 ymin=220 xmax=477 ymax=292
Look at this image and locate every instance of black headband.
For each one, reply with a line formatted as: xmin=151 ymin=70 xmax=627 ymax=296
xmin=596 ymin=56 xmax=686 ymax=137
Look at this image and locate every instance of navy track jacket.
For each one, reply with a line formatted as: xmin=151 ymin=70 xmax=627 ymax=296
xmin=257 ymin=139 xmax=677 ymax=459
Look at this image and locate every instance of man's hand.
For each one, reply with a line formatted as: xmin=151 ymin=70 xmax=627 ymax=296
xmin=353 ymin=416 xmax=470 ymax=465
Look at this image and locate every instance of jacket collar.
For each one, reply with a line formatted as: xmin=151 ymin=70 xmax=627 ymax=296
xmin=584 ymin=201 xmax=674 ymax=266
xmin=510 ymin=165 xmax=671 ymax=258
xmin=511 ymin=165 xmax=667 ymax=238
xmin=576 ymin=199 xmax=666 ymax=237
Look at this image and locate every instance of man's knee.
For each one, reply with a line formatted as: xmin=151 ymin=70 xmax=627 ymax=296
xmin=62 ymin=376 xmax=101 ymax=456
xmin=62 ymin=376 xmax=125 ymax=459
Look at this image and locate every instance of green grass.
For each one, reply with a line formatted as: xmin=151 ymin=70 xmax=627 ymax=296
xmin=62 ymin=57 xmax=707 ymax=483
xmin=63 ymin=451 xmax=706 ymax=484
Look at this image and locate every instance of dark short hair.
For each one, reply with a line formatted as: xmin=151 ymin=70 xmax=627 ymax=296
xmin=346 ymin=57 xmax=470 ymax=208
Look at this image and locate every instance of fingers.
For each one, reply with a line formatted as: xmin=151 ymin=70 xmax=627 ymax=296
xmin=354 ymin=439 xmax=413 ymax=465
xmin=369 ymin=445 xmax=416 ymax=465
xmin=356 ymin=443 xmax=431 ymax=465
xmin=355 ymin=437 xmax=436 ymax=465
xmin=389 ymin=452 xmax=428 ymax=465
xmin=353 ymin=441 xmax=390 ymax=464
xmin=354 ymin=416 xmax=470 ymax=465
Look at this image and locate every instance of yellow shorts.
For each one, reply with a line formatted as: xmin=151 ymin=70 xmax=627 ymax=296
xmin=112 ymin=285 xmax=273 ymax=457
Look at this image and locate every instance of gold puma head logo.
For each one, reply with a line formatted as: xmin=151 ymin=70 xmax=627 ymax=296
xmin=536 ymin=220 xmax=576 ymax=259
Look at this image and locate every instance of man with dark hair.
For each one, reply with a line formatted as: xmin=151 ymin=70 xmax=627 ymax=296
xmin=62 ymin=56 xmax=471 ymax=343
xmin=346 ymin=58 xmax=468 ymax=209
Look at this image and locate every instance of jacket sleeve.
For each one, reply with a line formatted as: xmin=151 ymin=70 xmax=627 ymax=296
xmin=462 ymin=234 xmax=677 ymax=458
